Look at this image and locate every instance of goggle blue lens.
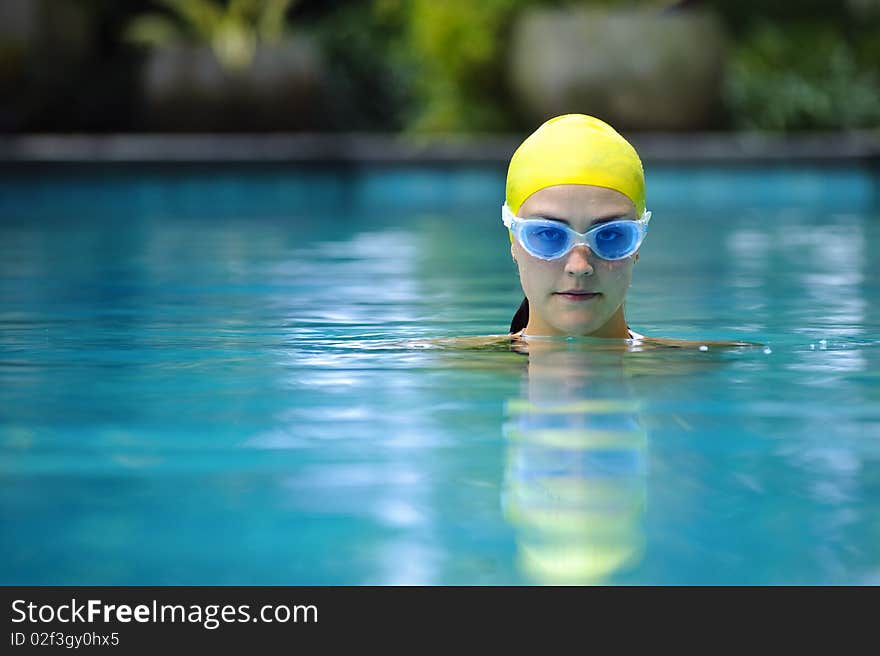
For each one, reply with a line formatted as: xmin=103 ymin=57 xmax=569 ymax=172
xmin=520 ymin=221 xmax=641 ymax=260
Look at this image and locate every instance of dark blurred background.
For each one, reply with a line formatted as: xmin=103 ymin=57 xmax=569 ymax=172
xmin=1 ymin=0 xmax=879 ymax=134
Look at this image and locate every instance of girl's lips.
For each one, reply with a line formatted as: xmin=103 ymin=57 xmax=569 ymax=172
xmin=555 ymin=292 xmax=600 ymax=301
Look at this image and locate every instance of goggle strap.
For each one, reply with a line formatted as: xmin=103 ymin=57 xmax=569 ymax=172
xmin=501 ymin=203 xmax=515 ymax=229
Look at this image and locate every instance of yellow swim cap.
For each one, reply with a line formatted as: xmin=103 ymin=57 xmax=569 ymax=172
xmin=505 ymin=114 xmax=646 ymax=216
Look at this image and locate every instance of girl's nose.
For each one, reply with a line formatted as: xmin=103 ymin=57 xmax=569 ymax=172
xmin=564 ymin=244 xmax=594 ymax=276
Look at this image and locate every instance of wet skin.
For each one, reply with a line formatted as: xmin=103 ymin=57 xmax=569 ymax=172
xmin=512 ymin=184 xmax=638 ymax=339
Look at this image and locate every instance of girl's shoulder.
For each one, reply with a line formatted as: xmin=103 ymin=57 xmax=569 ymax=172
xmin=417 ymin=334 xmax=525 ymax=351
xmin=632 ymin=334 xmax=763 ymax=349
xmin=400 ymin=330 xmax=762 ymax=351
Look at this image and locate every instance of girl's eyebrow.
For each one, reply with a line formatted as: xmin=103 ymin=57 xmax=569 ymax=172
xmin=532 ymin=213 xmax=626 ymax=227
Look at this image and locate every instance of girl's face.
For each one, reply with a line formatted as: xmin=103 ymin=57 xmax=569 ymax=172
xmin=512 ymin=184 xmax=640 ymax=337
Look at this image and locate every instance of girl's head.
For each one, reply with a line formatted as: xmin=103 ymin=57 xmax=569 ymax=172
xmin=504 ymin=114 xmax=648 ymax=338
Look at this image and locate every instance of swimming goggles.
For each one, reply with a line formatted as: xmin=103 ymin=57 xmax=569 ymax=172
xmin=502 ymin=203 xmax=651 ymax=261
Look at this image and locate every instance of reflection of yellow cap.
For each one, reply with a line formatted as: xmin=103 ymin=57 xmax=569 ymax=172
xmin=505 ymin=114 xmax=646 ymax=215
xmin=501 ymin=397 xmax=648 ymax=585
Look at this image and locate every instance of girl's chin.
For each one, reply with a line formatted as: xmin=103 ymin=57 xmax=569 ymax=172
xmin=546 ymin=317 xmax=602 ymax=335
xmin=529 ymin=300 xmax=609 ymax=334
xmin=555 ymin=305 xmax=601 ymax=321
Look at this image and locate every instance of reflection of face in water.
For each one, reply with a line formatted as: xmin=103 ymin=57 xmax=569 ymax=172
xmin=502 ymin=340 xmax=647 ymax=584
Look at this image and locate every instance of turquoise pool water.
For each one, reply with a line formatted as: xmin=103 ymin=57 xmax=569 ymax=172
xmin=1 ymin=165 xmax=878 ymax=585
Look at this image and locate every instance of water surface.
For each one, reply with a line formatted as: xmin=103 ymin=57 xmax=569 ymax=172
xmin=1 ymin=165 xmax=878 ymax=584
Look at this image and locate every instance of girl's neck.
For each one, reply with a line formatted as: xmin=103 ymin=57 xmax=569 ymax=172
xmin=523 ymin=305 xmax=630 ymax=339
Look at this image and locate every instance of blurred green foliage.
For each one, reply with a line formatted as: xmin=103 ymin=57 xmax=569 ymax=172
xmin=704 ymin=0 xmax=880 ymax=130
xmin=402 ymin=0 xmax=532 ymax=133
xmin=311 ymin=0 xmax=542 ymax=133
xmin=725 ymin=21 xmax=880 ymax=130
xmin=310 ymin=0 xmax=414 ymax=131
xmin=125 ymin=0 xmax=296 ymax=70
xmin=4 ymin=0 xmax=880 ymax=132
xmin=367 ymin=0 xmax=880 ymax=133
xmin=397 ymin=0 xmax=704 ymax=132
xmin=391 ymin=0 xmax=880 ymax=132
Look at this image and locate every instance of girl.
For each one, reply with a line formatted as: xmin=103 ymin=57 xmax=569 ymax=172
xmin=506 ymin=113 xmax=647 ymax=341
xmin=433 ymin=113 xmax=757 ymax=351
